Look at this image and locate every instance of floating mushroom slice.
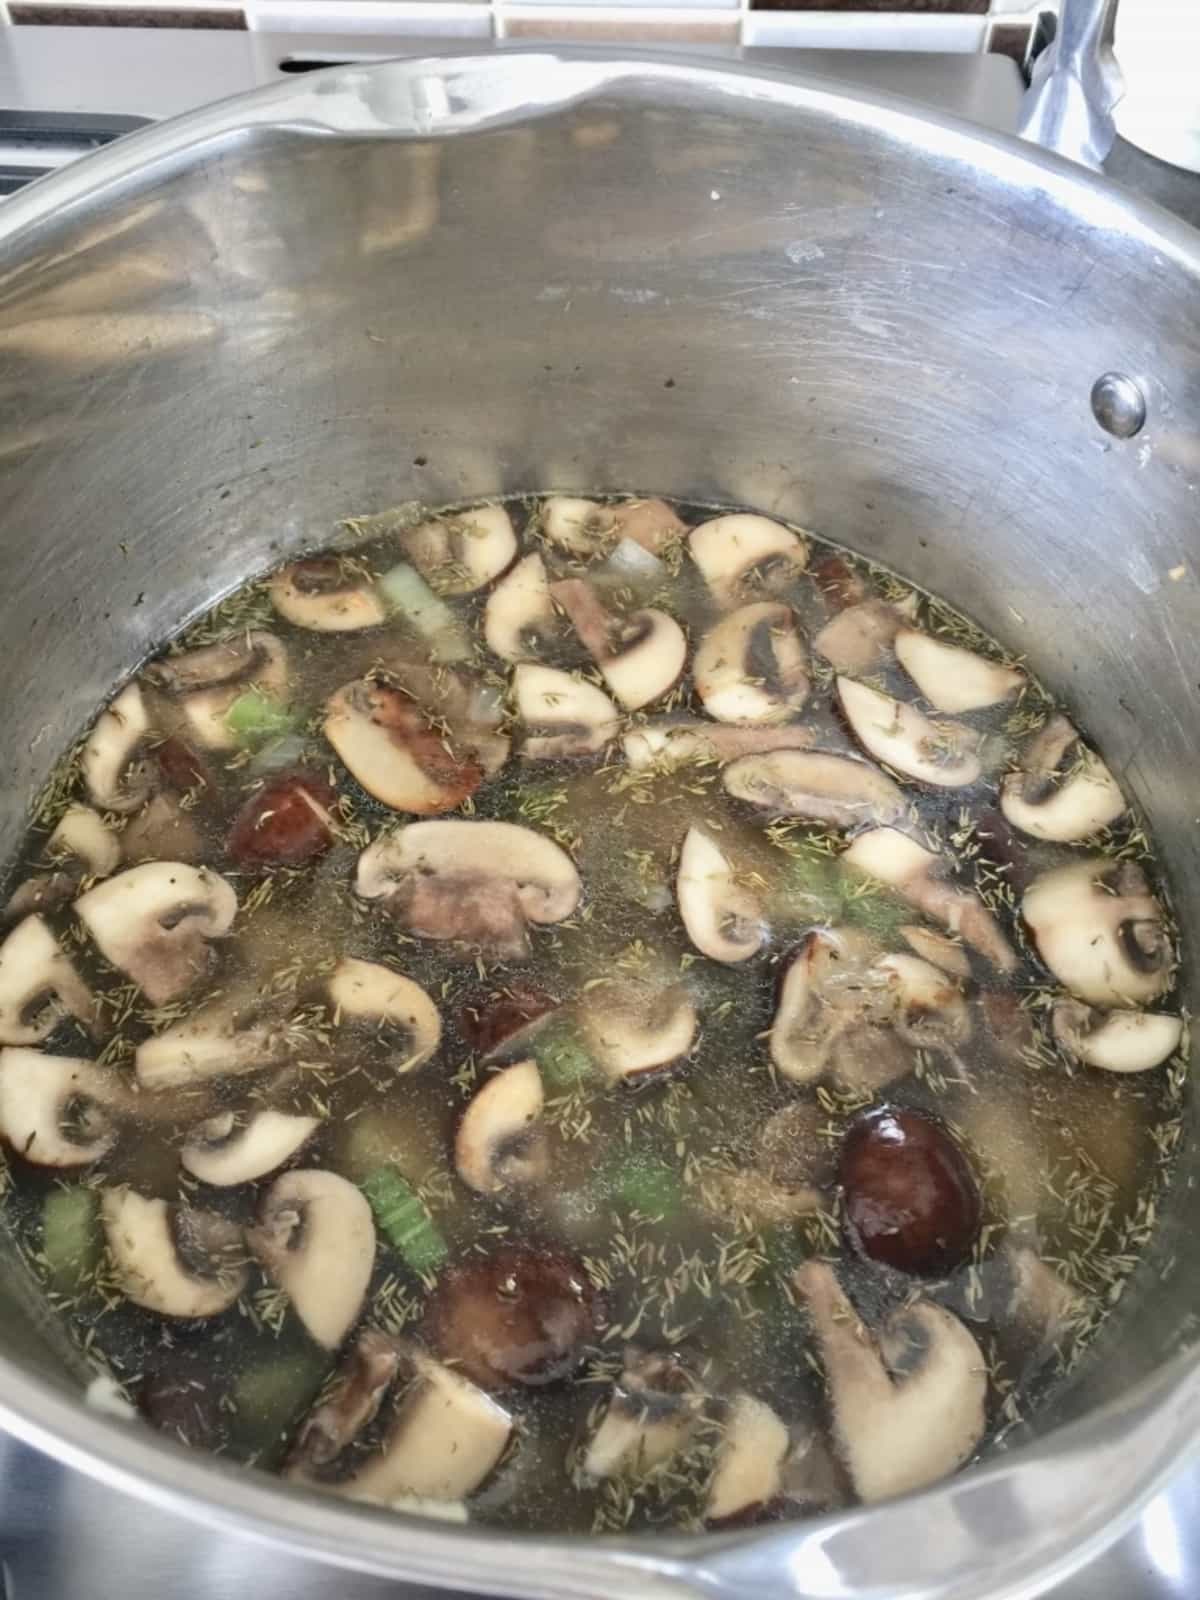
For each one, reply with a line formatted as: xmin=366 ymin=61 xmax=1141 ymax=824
xmin=400 ymin=505 xmax=516 ymax=595
xmin=623 ymin=719 xmax=815 ymax=771
xmin=0 ymin=915 xmax=99 ymax=1044
xmin=456 ymin=1058 xmax=546 ymax=1194
xmin=484 ymin=552 xmax=557 ymax=662
xmin=874 ymin=952 xmax=971 ymax=1054
xmin=769 ymin=929 xmax=912 ymax=1092
xmin=513 ymin=663 xmax=619 ymax=758
xmin=75 ymin=862 xmax=238 ymax=1006
xmin=1000 ymin=715 xmax=1126 ymax=843
xmin=694 ymin=602 xmax=810 ymax=724
xmin=48 ymin=805 xmax=120 ymax=878
xmin=893 ymin=628 xmax=1026 ymax=713
xmin=814 ymin=597 xmax=917 ymax=676
xmin=1023 ymin=858 xmax=1173 ymax=1008
xmin=102 ymin=1188 xmax=248 ymax=1318
xmin=705 ymin=1393 xmax=789 ymax=1524
xmin=81 ymin=683 xmax=152 ymax=813
xmin=583 ymin=1350 xmax=705 ymax=1479
xmin=357 ymin=820 xmax=581 ymax=961
xmin=135 ymin=991 xmax=291 ymax=1090
xmin=844 ymin=827 xmax=1017 ymax=973
xmin=325 ymin=679 xmax=481 ymax=815
xmin=181 ymin=1109 xmax=321 ymax=1186
xmin=579 ymin=981 xmax=697 ymax=1082
xmin=551 ymin=578 xmax=687 ymax=712
xmin=271 ymin=557 xmax=387 ymax=632
xmin=899 ymin=925 xmax=971 ymax=980
xmin=795 ymin=1260 xmax=986 ymax=1503
xmin=723 ymin=749 xmax=904 ymax=829
xmin=327 ymin=957 xmax=442 ymax=1074
xmin=837 ymin=678 xmax=981 ymax=789
xmin=1051 ymin=1000 xmax=1182 ymax=1073
xmin=0 ymin=1048 xmax=119 ymax=1166
xmin=689 ymin=514 xmax=808 ymax=609
xmin=607 ymin=497 xmax=686 ymax=557
xmin=247 ymin=1169 xmax=375 ymax=1350
xmin=676 ymin=826 xmax=766 ymax=965
xmin=146 ymin=631 xmax=290 ymax=751
xmin=121 ymin=794 xmax=203 ymax=867
xmin=540 ymin=496 xmax=620 ymax=558
xmin=288 ymin=1328 xmax=401 ymax=1471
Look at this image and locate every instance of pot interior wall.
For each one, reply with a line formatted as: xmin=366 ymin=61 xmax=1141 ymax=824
xmin=0 ymin=61 xmax=1197 ymax=1438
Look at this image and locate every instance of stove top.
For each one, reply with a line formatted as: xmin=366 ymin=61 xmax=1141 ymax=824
xmin=0 ymin=29 xmax=1197 ymax=1599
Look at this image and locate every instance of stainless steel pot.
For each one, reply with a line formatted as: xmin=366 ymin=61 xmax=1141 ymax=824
xmin=0 ymin=46 xmax=1197 ymax=1600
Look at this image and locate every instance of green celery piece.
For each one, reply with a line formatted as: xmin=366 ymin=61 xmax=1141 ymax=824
xmin=534 ymin=1030 xmax=595 ymax=1090
xmin=42 ymin=1186 xmax=100 ymax=1289
xmin=224 ymin=689 xmax=300 ymax=745
xmin=361 ymin=1167 xmax=448 ymax=1273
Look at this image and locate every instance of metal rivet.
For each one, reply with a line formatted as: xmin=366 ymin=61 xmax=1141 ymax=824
xmin=1091 ymin=372 xmax=1147 ymax=439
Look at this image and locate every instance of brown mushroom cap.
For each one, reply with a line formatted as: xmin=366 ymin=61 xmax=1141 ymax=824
xmin=694 ymin=602 xmax=810 ymax=724
xmin=325 ymin=680 xmax=482 ymax=814
xmin=723 ymin=748 xmax=905 ymax=829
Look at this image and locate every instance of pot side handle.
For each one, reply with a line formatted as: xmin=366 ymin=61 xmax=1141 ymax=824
xmin=1017 ymin=0 xmax=1124 ymax=170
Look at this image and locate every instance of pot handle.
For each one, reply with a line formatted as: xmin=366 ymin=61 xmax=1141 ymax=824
xmin=1017 ymin=0 xmax=1124 ymax=169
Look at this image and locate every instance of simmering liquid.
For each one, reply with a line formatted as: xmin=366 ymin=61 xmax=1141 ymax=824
xmin=0 ymin=495 xmax=1185 ymax=1532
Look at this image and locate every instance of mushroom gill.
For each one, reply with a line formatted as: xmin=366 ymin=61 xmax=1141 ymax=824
xmin=1023 ymin=859 xmax=1173 ymax=1008
xmin=0 ymin=1047 xmax=120 ymax=1166
xmin=688 ymin=514 xmax=808 ymax=609
xmin=694 ymin=602 xmax=809 ymax=724
xmin=102 ymin=1188 xmax=248 ymax=1318
xmin=1000 ymin=714 xmax=1126 ymax=842
xmin=0 ymin=914 xmax=99 ymax=1045
xmin=551 ymin=577 xmax=686 ymax=711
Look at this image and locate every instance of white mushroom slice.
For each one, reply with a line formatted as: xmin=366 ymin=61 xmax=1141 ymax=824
xmin=837 ymin=678 xmax=981 ymax=789
xmin=723 ymin=749 xmax=904 ymax=829
xmin=623 ymin=719 xmax=815 ymax=771
xmin=81 ymin=683 xmax=152 ymax=813
xmin=399 ymin=505 xmax=516 ymax=595
xmin=607 ymin=498 xmax=686 ymax=557
xmin=0 ymin=915 xmax=98 ymax=1044
xmin=271 ymin=557 xmax=387 ymax=632
xmin=1000 ymin=715 xmax=1126 ymax=842
xmin=582 ymin=1351 xmax=705 ymax=1479
xmin=844 ymin=828 xmax=1017 ymax=973
xmin=899 ymin=926 xmax=972 ymax=980
xmin=795 ymin=1261 xmax=986 ymax=1504
xmin=456 ymin=1058 xmax=546 ymax=1194
xmin=48 ymin=805 xmax=120 ymax=878
xmin=326 ymin=957 xmax=442 ymax=1074
xmin=181 ymin=1109 xmax=320 ymax=1186
xmin=102 ymin=1188 xmax=248 ymax=1318
xmin=75 ymin=863 xmax=237 ymax=1006
xmin=357 ymin=820 xmax=581 ymax=960
xmin=676 ymin=826 xmax=766 ymax=965
xmin=551 ymin=578 xmax=686 ymax=712
xmin=135 ymin=992 xmax=290 ymax=1090
xmin=1051 ymin=1001 xmax=1182 ymax=1073
xmin=325 ymin=680 xmax=480 ymax=815
xmin=1023 ymin=859 xmax=1173 ymax=1008
xmin=484 ymin=552 xmax=556 ymax=662
xmin=689 ymin=514 xmax=808 ymax=609
xmin=694 ymin=603 xmax=810 ymax=724
xmin=247 ymin=1169 xmax=375 ymax=1349
xmin=580 ymin=982 xmax=697 ymax=1082
xmin=769 ymin=928 xmax=907 ymax=1090
xmin=146 ymin=632 xmax=290 ymax=752
xmin=874 ymin=952 xmax=971 ymax=1054
xmin=513 ymin=664 xmax=619 ymax=759
xmin=0 ymin=1048 xmax=119 ymax=1166
xmin=893 ymin=628 xmax=1026 ymax=713
xmin=540 ymin=496 xmax=619 ymax=558
xmin=814 ymin=597 xmax=917 ymax=676
xmin=705 ymin=1393 xmax=789 ymax=1524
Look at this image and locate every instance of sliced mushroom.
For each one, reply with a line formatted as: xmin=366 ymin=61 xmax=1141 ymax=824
xmin=461 ymin=984 xmax=560 ymax=1059
xmin=370 ymin=652 xmax=511 ymax=777
xmin=540 ymin=496 xmax=620 ymax=559
xmin=271 ymin=557 xmax=387 ymax=632
xmin=582 ymin=1349 xmax=705 ymax=1479
xmin=705 ymin=1393 xmax=789 ymax=1525
xmin=484 ymin=552 xmax=557 ymax=662
xmin=723 ymin=749 xmax=904 ymax=829
xmin=795 ymin=1260 xmax=986 ymax=1503
xmin=606 ymin=498 xmax=686 ymax=557
xmin=579 ymin=981 xmax=697 ymax=1082
xmin=356 ymin=821 xmax=581 ymax=960
xmin=837 ymin=678 xmax=980 ymax=788
xmin=844 ymin=828 xmax=1017 ymax=973
xmin=1023 ymin=859 xmax=1173 ymax=1008
xmin=102 ymin=1188 xmax=248 ymax=1318
xmin=1000 ymin=715 xmax=1126 ymax=842
xmin=513 ymin=663 xmax=619 ymax=758
xmin=181 ymin=1109 xmax=320 ymax=1185
xmin=0 ymin=1047 xmax=119 ymax=1165
xmin=247 ymin=1169 xmax=375 ymax=1349
xmin=145 ymin=632 xmax=290 ymax=751
xmin=81 ymin=683 xmax=152 ymax=813
xmin=400 ymin=505 xmax=516 ymax=595
xmin=456 ymin=1058 xmax=547 ymax=1194
xmin=893 ymin=628 xmax=1026 ymax=713
xmin=899 ymin=925 xmax=972 ymax=980
xmin=874 ymin=952 xmax=971 ymax=1055
xmin=1051 ymin=1000 xmax=1182 ymax=1073
xmin=75 ymin=862 xmax=238 ymax=1006
xmin=694 ymin=603 xmax=810 ymax=724
xmin=689 ymin=514 xmax=808 ymax=609
xmin=135 ymin=989 xmax=291 ymax=1090
xmin=769 ymin=929 xmax=911 ymax=1092
xmin=325 ymin=680 xmax=481 ymax=815
xmin=623 ymin=719 xmax=815 ymax=770
xmin=326 ymin=957 xmax=442 ymax=1074
xmin=814 ymin=597 xmax=917 ymax=676
xmin=676 ymin=826 xmax=766 ymax=965
xmin=0 ymin=915 xmax=98 ymax=1044
xmin=551 ymin=578 xmax=686 ymax=712
xmin=121 ymin=793 xmax=204 ymax=866
xmin=49 ymin=805 xmax=121 ymax=878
